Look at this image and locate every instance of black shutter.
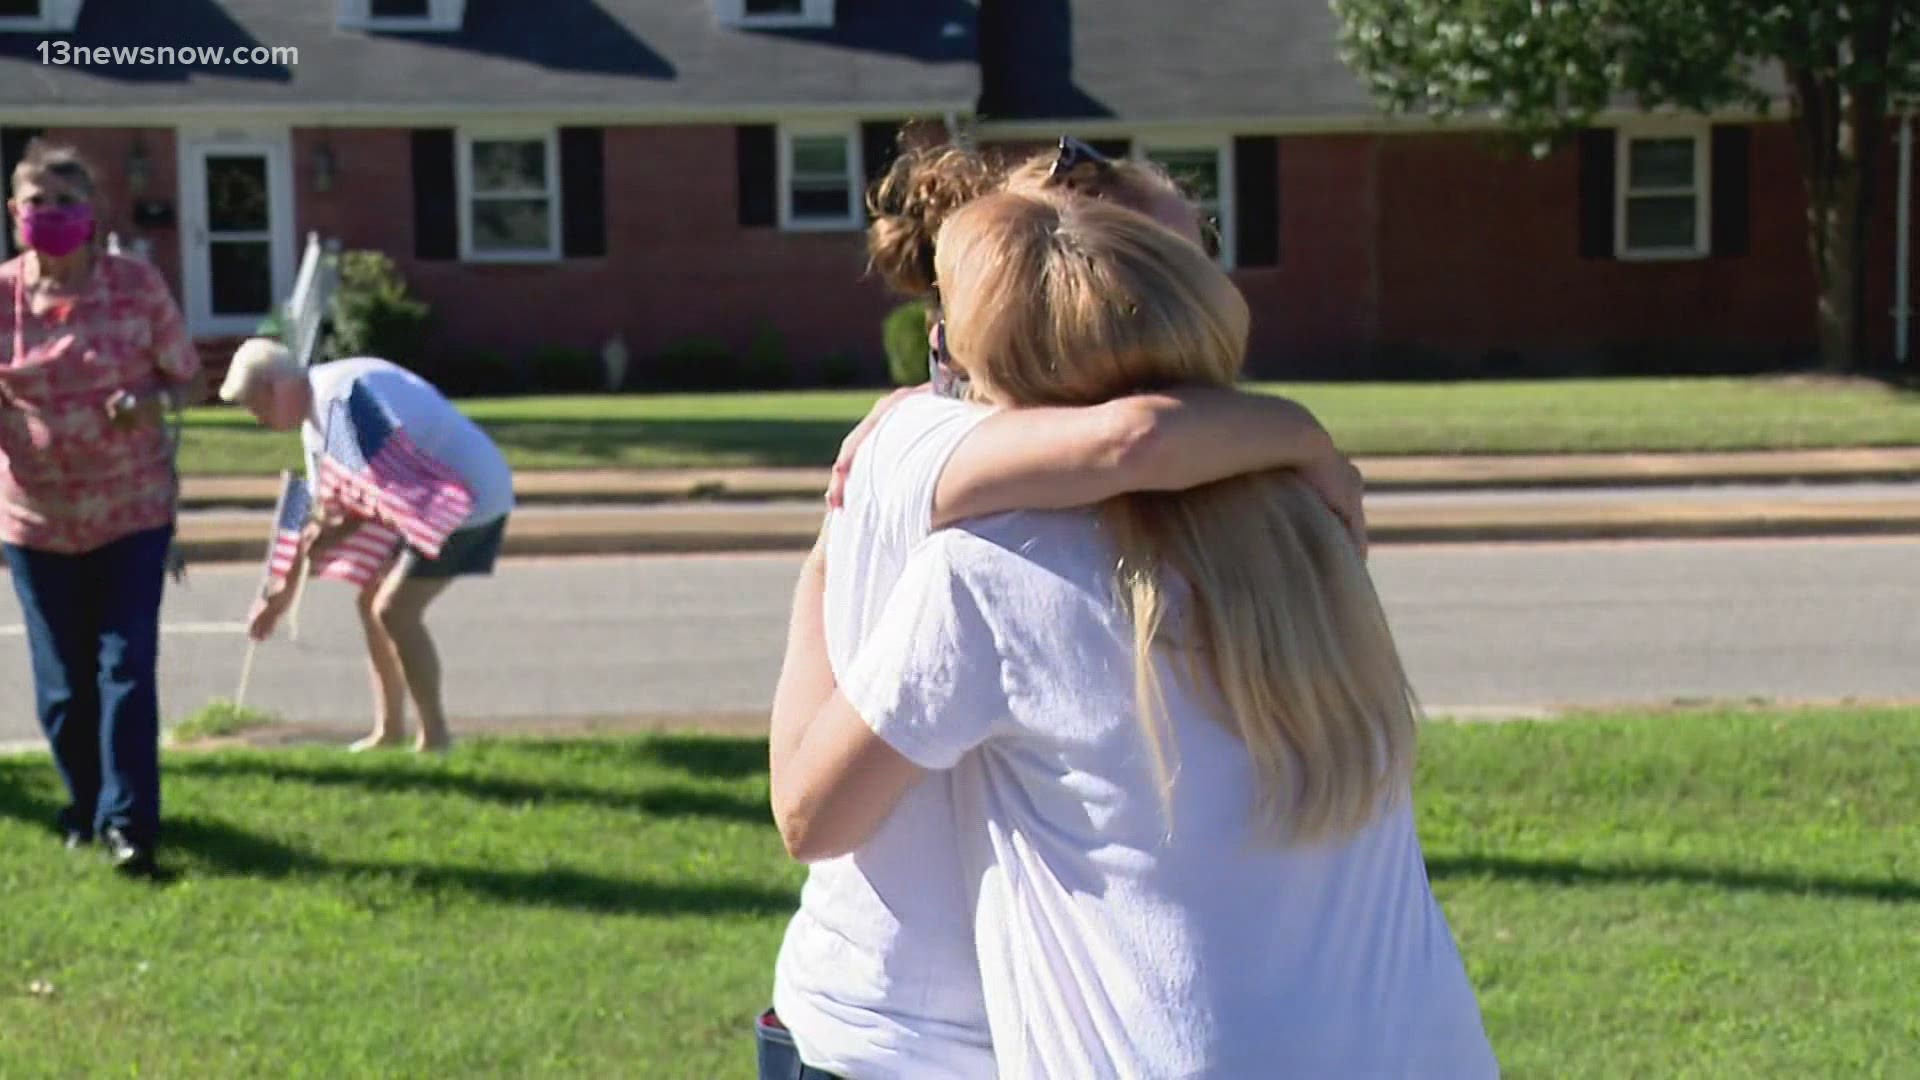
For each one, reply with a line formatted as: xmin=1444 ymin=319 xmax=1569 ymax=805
xmin=861 ymin=120 xmax=906 ymax=189
xmin=410 ymin=128 xmax=458 ymax=260
xmin=2 ymin=126 xmax=45 ymax=257
xmin=559 ymin=126 xmax=606 ymax=258
xmin=1088 ymin=139 xmax=1132 ymax=160
xmin=736 ymin=124 xmax=778 ymax=228
xmin=1710 ymin=125 xmax=1751 ymax=259
xmin=1233 ymin=135 xmax=1280 ymax=269
xmin=1578 ymin=128 xmax=1616 ymax=260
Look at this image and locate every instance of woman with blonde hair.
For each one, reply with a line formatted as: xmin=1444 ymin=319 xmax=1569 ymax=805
xmin=771 ymin=189 xmax=1496 ymax=1077
xmin=759 ymin=137 xmax=1370 ymax=1079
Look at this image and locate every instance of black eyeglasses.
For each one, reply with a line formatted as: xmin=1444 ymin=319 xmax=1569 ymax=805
xmin=1045 ymin=136 xmax=1114 ymax=188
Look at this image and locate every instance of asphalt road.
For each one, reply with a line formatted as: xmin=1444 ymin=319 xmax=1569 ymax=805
xmin=0 ymin=537 xmax=1914 ymax=747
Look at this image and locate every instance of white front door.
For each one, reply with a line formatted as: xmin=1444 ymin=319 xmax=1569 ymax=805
xmin=179 ymin=130 xmax=294 ymax=338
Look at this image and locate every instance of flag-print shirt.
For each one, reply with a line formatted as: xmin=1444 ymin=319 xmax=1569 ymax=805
xmin=0 ymin=254 xmax=199 ymax=554
xmin=300 ymin=357 xmax=513 ymax=536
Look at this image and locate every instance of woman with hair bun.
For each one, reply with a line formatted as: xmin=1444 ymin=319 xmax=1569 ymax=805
xmin=757 ymin=135 xmax=1369 ymax=1080
xmin=775 ymin=188 xmax=1497 ymax=1079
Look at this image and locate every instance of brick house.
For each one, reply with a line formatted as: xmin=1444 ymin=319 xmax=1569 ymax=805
xmin=0 ymin=0 xmax=1912 ymax=382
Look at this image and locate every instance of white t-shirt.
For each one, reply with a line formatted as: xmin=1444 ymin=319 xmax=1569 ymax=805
xmin=300 ymin=357 xmax=515 ymax=529
xmin=771 ymin=392 xmax=996 ymax=1080
xmin=845 ymin=512 xmax=1500 ymax=1080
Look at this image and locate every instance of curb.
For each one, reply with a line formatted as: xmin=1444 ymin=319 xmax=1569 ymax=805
xmin=156 ymin=500 xmax=1920 ymax=565
xmin=172 ymin=449 xmax=1920 ymax=510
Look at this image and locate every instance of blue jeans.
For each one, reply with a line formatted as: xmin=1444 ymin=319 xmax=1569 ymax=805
xmin=5 ymin=525 xmax=173 ymax=846
xmin=756 ymin=1011 xmax=845 ymax=1080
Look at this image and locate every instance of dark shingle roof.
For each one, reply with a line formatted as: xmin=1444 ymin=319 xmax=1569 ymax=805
xmin=980 ymin=0 xmax=1374 ymax=123
xmin=0 ymin=0 xmax=979 ymax=112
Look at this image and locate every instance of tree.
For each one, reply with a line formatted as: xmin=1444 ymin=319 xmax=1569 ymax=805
xmin=1331 ymin=0 xmax=1919 ymax=370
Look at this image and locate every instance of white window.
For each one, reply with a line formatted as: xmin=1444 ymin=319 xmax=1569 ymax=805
xmin=337 ymin=0 xmax=465 ymax=32
xmin=459 ymin=131 xmax=561 ymax=262
xmin=718 ymin=0 xmax=833 ymax=29
xmin=1139 ymin=139 xmax=1235 ymax=269
xmin=1616 ymin=128 xmax=1710 ymax=260
xmin=781 ymin=126 xmax=862 ymax=231
xmin=0 ymin=0 xmax=82 ymax=32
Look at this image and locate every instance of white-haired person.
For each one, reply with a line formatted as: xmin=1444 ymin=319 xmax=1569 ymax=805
xmin=223 ymin=339 xmax=514 ymax=753
xmin=772 ymin=190 xmax=1497 ymax=1076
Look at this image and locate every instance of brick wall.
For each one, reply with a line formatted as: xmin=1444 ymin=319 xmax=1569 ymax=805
xmin=296 ymin=125 xmax=895 ymax=382
xmin=1370 ymin=124 xmax=1822 ymax=372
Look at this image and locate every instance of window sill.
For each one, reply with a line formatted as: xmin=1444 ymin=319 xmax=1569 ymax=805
xmin=341 ymin=17 xmax=461 ymax=32
xmin=1615 ymin=248 xmax=1709 ymax=263
xmin=727 ymin=15 xmax=833 ymax=30
xmin=461 ymin=249 xmax=564 ymax=264
xmin=780 ymin=216 xmax=863 ymax=234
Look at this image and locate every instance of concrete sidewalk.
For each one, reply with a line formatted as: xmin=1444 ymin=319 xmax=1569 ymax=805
xmin=176 ymin=447 xmax=1920 ymax=510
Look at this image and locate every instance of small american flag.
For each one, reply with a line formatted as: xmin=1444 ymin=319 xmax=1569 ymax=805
xmin=314 ymin=381 xmax=474 ymax=559
xmin=266 ymin=471 xmax=401 ymax=589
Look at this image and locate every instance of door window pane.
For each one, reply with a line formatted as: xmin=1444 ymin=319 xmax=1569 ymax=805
xmin=206 ymin=155 xmax=269 ymax=233
xmin=210 ymin=240 xmax=273 ymax=316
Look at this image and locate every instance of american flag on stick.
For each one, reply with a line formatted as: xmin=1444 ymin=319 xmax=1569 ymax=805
xmin=265 ymin=471 xmax=402 ymax=590
xmin=314 ymin=382 xmax=474 ymax=559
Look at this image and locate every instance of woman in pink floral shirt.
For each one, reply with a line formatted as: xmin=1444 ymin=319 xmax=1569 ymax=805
xmin=0 ymin=142 xmax=204 ymax=877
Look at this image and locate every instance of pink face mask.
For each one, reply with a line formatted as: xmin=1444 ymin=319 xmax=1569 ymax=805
xmin=16 ymin=204 xmax=95 ymax=258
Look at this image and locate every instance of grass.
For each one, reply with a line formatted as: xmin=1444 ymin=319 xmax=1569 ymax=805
xmin=1 ymin=706 xmax=1915 ymax=1077
xmin=167 ymin=699 xmax=282 ymax=743
xmin=174 ymin=376 xmax=1920 ymax=475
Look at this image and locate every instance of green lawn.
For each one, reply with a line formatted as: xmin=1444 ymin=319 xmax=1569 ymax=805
xmin=2 ymin=707 xmax=1915 ymax=1077
xmin=176 ymin=377 xmax=1920 ymax=475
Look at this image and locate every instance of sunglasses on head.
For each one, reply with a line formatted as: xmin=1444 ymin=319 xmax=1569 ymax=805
xmin=1045 ymin=136 xmax=1115 ymax=188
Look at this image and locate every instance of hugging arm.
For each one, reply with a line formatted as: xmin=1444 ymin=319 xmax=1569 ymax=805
xmin=769 ymin=534 xmax=1003 ymax=863
xmin=833 ymin=386 xmax=1362 ymax=545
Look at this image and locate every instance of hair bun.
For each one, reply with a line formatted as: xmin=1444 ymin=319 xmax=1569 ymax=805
xmin=865 ymin=143 xmax=999 ymax=299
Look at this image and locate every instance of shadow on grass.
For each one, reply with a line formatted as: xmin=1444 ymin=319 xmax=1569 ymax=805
xmin=162 ymin=814 xmax=796 ymax=916
xmin=1428 ymin=853 xmax=1920 ymax=904
xmin=501 ymin=735 xmax=772 ymax=782
xmin=172 ymin=757 xmax=770 ymax=825
xmin=478 ymin=419 xmax=850 ymax=468
xmin=0 ymin=763 xmax=61 ymax=835
xmin=637 ymin=736 xmax=771 ymax=781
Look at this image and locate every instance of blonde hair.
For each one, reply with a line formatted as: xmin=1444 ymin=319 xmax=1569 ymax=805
xmin=934 ymin=192 xmax=1419 ymax=845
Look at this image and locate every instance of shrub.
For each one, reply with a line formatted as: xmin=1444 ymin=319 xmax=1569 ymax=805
xmin=254 ymin=308 xmax=288 ymax=343
xmin=325 ymin=251 xmax=431 ymax=365
xmin=740 ymin=323 xmax=793 ymax=389
xmin=818 ymin=351 xmax=864 ymax=387
xmin=528 ymin=345 xmax=604 ymax=394
xmin=651 ymin=338 xmax=738 ymax=391
xmin=883 ymin=301 xmax=930 ymax=387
